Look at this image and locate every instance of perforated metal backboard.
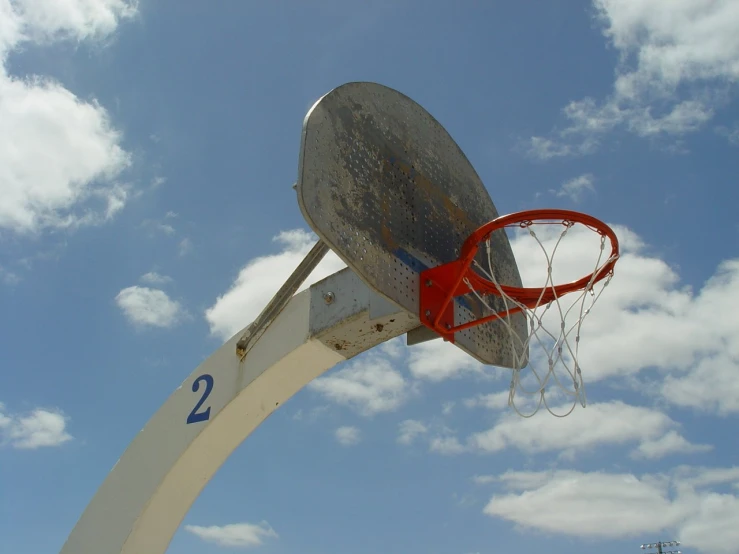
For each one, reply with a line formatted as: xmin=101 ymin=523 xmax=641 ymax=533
xmin=296 ymin=82 xmax=527 ymax=367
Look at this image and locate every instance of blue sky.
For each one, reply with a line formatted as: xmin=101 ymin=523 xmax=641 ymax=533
xmin=1 ymin=1 xmax=739 ymax=553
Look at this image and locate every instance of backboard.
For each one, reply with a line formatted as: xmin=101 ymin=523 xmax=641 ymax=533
xmin=296 ymin=82 xmax=527 ymax=367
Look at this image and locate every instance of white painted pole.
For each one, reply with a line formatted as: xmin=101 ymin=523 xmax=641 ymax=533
xmin=59 ymin=268 xmax=416 ymax=554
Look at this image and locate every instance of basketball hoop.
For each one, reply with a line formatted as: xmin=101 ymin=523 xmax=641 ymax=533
xmin=419 ymin=209 xmax=620 ymax=417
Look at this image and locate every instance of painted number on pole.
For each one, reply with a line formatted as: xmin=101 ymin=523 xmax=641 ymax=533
xmin=187 ymin=374 xmax=214 ymax=424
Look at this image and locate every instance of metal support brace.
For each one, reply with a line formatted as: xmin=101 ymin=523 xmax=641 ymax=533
xmin=236 ymin=239 xmax=329 ymax=359
xmin=59 ymin=267 xmax=417 ymax=554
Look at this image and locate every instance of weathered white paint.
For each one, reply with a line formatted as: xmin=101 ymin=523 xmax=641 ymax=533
xmin=59 ymin=269 xmax=415 ymax=554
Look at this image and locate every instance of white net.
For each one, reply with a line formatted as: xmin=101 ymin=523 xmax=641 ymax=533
xmin=463 ymin=219 xmax=619 ymax=418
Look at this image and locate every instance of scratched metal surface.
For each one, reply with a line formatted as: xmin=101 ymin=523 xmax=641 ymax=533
xmin=296 ymin=82 xmax=527 ymax=367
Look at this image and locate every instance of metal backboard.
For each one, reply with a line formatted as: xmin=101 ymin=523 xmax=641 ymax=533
xmin=296 ymin=82 xmax=527 ymax=366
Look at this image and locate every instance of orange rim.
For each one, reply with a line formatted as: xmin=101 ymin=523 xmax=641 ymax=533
xmin=460 ymin=209 xmax=620 ymax=306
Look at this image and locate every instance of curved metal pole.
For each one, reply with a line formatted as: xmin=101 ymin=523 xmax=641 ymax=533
xmin=59 ymin=268 xmax=416 ymax=554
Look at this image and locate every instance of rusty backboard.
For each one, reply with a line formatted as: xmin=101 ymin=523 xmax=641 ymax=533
xmin=296 ymin=82 xmax=527 ymax=367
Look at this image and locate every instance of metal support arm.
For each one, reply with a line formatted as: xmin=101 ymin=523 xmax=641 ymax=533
xmin=59 ymin=268 xmax=416 ymax=554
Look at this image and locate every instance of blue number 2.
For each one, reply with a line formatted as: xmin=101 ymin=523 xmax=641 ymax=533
xmin=187 ymin=374 xmax=214 ymax=424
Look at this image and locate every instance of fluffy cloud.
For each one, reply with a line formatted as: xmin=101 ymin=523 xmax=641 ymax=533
xmin=529 ymin=0 xmax=739 ymax=157
xmin=140 ymin=218 xmax=175 ymax=237
xmin=139 ymin=272 xmax=172 ymax=286
xmin=178 ymin=237 xmax=192 ymax=257
xmin=594 ymin=0 xmax=739 ymax=92
xmin=429 ymin=434 xmax=466 ymax=455
xmin=0 ymin=0 xmax=137 ymax=234
xmin=635 ymin=430 xmax=713 ymax=460
xmin=397 ymin=418 xmax=479 ymax=456
xmin=467 ymin=401 xmax=709 ymax=460
xmin=484 ymin=470 xmax=684 ymax=537
xmin=205 ymin=230 xmax=346 ymax=341
xmin=397 ymin=419 xmax=428 ymax=445
xmin=7 ymin=0 xmax=137 ymax=44
xmin=0 ymin=2 xmax=23 ymax=54
xmin=309 ymin=356 xmax=409 ymax=417
xmin=0 ymin=265 xmax=20 ymax=285
xmin=661 ymin=348 xmax=739 ymax=416
xmin=553 ymin=174 xmax=595 ymax=202
xmin=406 ymin=339 xmax=489 ymax=382
xmin=0 ymin=72 xmax=131 ymax=233
xmin=680 ymin=494 xmax=739 ymax=553
xmin=412 ymin=399 xmax=708 ymax=460
xmin=0 ymin=403 xmax=73 ymax=449
xmin=464 ymin=391 xmax=510 ymax=411
xmin=480 ymin=467 xmax=739 ymax=553
xmin=335 ymin=425 xmax=361 ymax=445
xmin=115 ymin=286 xmax=186 ymax=328
xmin=184 ymin=521 xmax=278 ymax=548
xmin=716 ymin=124 xmax=739 ymax=146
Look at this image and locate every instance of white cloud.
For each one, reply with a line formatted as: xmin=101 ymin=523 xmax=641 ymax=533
xmin=151 ymin=176 xmax=166 ymax=189
xmin=716 ymin=123 xmax=739 ymax=146
xmin=139 ymin=272 xmax=172 ymax=286
xmin=463 ymin=391 xmax=510 ymax=411
xmin=594 ymin=0 xmax=739 ymax=91
xmin=635 ymin=430 xmax=713 ymax=460
xmin=406 ymin=339 xmax=488 ymax=382
xmin=397 ymin=419 xmax=428 ymax=445
xmin=677 ymin=466 xmax=739 ymax=489
xmin=0 ymin=0 xmax=136 ymax=235
xmin=205 ymin=229 xmax=346 ymax=341
xmin=157 ymin=223 xmax=174 ymax=235
xmin=140 ymin=219 xmax=175 ymax=236
xmin=0 ymin=74 xmax=131 ymax=233
xmin=527 ymin=136 xmax=578 ymax=160
xmin=8 ymin=0 xmax=137 ymax=44
xmin=429 ymin=434 xmax=466 ymax=455
xmin=464 ymin=389 xmax=545 ymax=417
xmin=661 ymin=352 xmax=739 ymax=415
xmin=481 ymin=467 xmax=739 ymax=553
xmin=680 ymin=493 xmax=739 ymax=554
xmin=184 ymin=521 xmax=278 ymax=549
xmin=484 ymin=470 xmax=685 ymax=538
xmin=379 ymin=337 xmax=405 ymax=359
xmin=115 ymin=286 xmax=185 ymax=328
xmin=0 ymin=403 xmax=73 ymax=449
xmin=309 ymin=355 xmax=409 ymax=417
xmin=397 ymin=419 xmax=471 ymax=455
xmin=335 ymin=425 xmax=361 ymax=446
xmin=0 ymin=2 xmax=23 ymax=54
xmin=529 ymin=0 xmax=739 ymax=157
xmin=467 ymin=401 xmax=709 ymax=460
xmin=0 ymin=265 xmax=20 ymax=285
xmin=178 ymin=237 xmax=192 ymax=257
xmin=553 ymin=174 xmax=595 ymax=202
xmin=291 ymin=405 xmax=329 ymax=423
